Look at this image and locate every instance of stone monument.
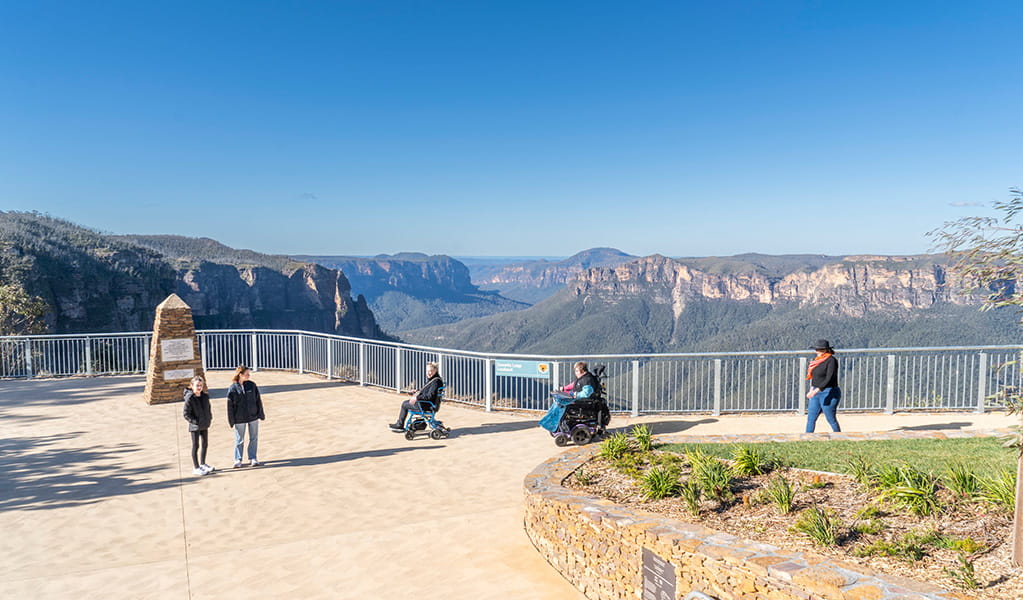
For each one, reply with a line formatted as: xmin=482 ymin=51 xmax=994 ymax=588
xmin=143 ymin=294 xmax=205 ymax=405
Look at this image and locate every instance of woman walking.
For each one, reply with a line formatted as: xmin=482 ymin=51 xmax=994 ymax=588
xmin=183 ymin=375 xmax=215 ymax=476
xmin=227 ymin=365 xmax=265 ymax=467
xmin=805 ymin=339 xmax=841 ymax=433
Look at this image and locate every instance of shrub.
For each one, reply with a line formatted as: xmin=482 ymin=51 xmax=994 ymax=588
xmin=853 ymin=530 xmax=937 ymax=561
xmin=845 ymin=454 xmax=877 ymax=486
xmin=573 ymin=468 xmax=595 ymax=486
xmin=640 ymin=465 xmax=680 ymax=500
xmin=600 ymin=432 xmax=634 ymax=461
xmin=679 ymin=479 xmax=701 ymax=515
xmin=731 ymin=445 xmax=774 ymax=477
xmin=944 ymin=553 xmax=980 ymax=590
xmin=979 ymin=468 xmax=1017 ymax=512
xmin=876 ymin=465 xmax=941 ymax=516
xmin=631 ymin=424 xmax=653 ymax=453
xmin=791 ymin=506 xmax=841 ymax=546
xmin=943 ymin=463 xmax=980 ymax=499
xmin=692 ymin=457 xmax=734 ymax=503
xmin=764 ymin=475 xmax=795 ymax=514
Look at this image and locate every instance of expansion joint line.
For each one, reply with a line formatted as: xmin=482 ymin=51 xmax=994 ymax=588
xmin=175 ymin=413 xmax=194 ymax=599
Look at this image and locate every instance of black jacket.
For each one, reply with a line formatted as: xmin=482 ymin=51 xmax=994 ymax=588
xmin=183 ymin=389 xmax=213 ymax=431
xmin=227 ymin=380 xmax=265 ymax=426
xmin=572 ymin=371 xmax=602 ymax=399
xmin=810 ymin=355 xmax=839 ymax=389
xmin=414 ymin=375 xmax=444 ymax=406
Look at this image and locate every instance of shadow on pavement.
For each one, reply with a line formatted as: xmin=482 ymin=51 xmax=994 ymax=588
xmin=446 ymin=420 xmax=539 ymax=438
xmin=895 ymin=422 xmax=974 ymax=431
xmin=239 ymin=379 xmax=357 ymax=396
xmin=638 ymin=418 xmax=719 ymax=435
xmin=0 ymin=432 xmax=177 ymax=512
xmin=258 ymin=445 xmax=444 ymax=468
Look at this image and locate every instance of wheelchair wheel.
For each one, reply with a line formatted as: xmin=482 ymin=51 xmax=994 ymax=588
xmin=430 ymin=429 xmax=444 ymax=440
xmin=553 ymin=433 xmax=570 ymax=447
xmin=404 ymin=430 xmax=416 ymax=441
xmin=571 ymin=426 xmax=592 ymax=445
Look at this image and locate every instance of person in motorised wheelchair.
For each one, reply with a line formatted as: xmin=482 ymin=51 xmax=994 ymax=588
xmin=540 ymin=361 xmax=611 ymax=447
xmin=388 ymin=362 xmax=451 ymax=440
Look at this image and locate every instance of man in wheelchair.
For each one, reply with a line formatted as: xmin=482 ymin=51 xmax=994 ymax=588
xmin=389 ymin=362 xmax=444 ymax=433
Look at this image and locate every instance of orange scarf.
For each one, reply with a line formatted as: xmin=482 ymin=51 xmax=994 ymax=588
xmin=806 ymin=352 xmax=833 ymax=380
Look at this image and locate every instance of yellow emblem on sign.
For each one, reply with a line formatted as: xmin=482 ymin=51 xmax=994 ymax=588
xmin=537 ymin=363 xmax=549 ymax=374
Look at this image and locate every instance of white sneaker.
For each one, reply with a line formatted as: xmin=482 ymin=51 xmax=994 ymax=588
xmin=192 ymin=467 xmax=205 ymax=476
xmin=250 ymin=459 xmax=261 ymax=467
xmin=233 ymin=461 xmax=243 ymax=468
xmin=200 ymin=464 xmax=215 ymax=474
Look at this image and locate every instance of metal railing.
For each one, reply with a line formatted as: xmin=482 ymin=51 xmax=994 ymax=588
xmin=2 ymin=329 xmax=1021 ymax=415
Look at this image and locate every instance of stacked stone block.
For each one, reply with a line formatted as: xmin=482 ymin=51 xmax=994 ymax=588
xmin=523 ymin=430 xmax=1005 ymax=600
xmin=143 ymin=294 xmax=205 ymax=405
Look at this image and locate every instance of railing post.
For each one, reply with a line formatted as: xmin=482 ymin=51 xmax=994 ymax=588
xmin=250 ymin=332 xmax=259 ymax=372
xmin=712 ymin=359 xmax=722 ymax=416
xmin=886 ymin=354 xmax=896 ymax=415
xmin=977 ymin=352 xmax=989 ymax=413
xmin=85 ymin=336 xmax=93 ymax=377
xmin=24 ymin=338 xmax=33 ymax=378
xmin=298 ymin=333 xmax=305 ymax=375
xmin=200 ymin=334 xmax=208 ymax=372
xmin=438 ymin=354 xmax=446 ymax=383
xmin=326 ymin=339 xmax=333 ymax=380
xmin=484 ymin=358 xmax=493 ymax=412
xmin=798 ymin=357 xmax=807 ymax=415
xmin=631 ymin=360 xmax=640 ymax=417
xmin=395 ymin=347 xmax=402 ymax=392
xmin=358 ymin=342 xmax=366 ymax=386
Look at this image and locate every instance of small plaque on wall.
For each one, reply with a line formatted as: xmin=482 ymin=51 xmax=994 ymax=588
xmin=642 ymin=547 xmax=676 ymax=600
xmin=161 ymin=338 xmax=194 ymax=363
xmin=163 ymin=368 xmax=195 ymax=381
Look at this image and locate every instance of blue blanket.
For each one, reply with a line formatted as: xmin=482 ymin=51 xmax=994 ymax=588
xmin=539 ymin=393 xmax=575 ymax=432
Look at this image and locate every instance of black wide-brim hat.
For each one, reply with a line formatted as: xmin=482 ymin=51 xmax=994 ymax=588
xmin=811 ymin=339 xmax=833 ymax=351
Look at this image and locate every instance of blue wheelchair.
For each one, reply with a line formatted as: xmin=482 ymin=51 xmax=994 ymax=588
xmin=401 ymin=386 xmax=451 ymax=441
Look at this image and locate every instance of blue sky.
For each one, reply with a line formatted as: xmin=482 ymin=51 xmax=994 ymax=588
xmin=1 ymin=1 xmax=1020 ymax=257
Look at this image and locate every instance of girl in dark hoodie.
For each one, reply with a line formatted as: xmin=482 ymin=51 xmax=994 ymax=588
xmin=183 ymin=375 xmax=214 ymax=476
xmin=227 ymin=365 xmax=265 ymax=467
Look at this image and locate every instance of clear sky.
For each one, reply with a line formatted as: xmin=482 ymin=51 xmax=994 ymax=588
xmin=1 ymin=1 xmax=1020 ymax=258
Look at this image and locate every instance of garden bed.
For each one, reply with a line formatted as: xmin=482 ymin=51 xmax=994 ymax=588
xmin=565 ymin=430 xmax=1022 ymax=599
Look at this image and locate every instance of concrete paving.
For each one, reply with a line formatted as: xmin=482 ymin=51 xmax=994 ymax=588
xmin=0 ymin=372 xmax=1016 ymax=599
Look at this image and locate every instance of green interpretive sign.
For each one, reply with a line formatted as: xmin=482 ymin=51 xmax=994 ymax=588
xmin=494 ymin=359 xmax=551 ymax=379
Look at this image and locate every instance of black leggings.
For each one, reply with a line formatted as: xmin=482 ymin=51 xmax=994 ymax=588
xmin=190 ymin=429 xmax=209 ymax=468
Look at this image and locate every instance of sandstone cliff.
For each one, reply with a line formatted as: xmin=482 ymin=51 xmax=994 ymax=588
xmin=472 ymin=248 xmax=638 ymax=304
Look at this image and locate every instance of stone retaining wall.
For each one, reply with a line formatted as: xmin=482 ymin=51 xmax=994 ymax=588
xmin=523 ymin=430 xmax=1007 ymax=600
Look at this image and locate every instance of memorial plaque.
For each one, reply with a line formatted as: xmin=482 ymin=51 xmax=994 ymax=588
xmin=161 ymin=338 xmax=194 ymax=362
xmin=642 ymin=547 xmax=676 ymax=600
xmin=164 ymin=368 xmax=195 ymax=381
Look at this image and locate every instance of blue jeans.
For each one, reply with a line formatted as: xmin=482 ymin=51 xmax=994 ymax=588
xmin=806 ymin=387 xmax=841 ymax=433
xmin=233 ymin=421 xmax=259 ymax=462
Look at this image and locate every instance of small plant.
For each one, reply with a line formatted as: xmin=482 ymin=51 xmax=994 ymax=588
xmin=692 ymin=457 xmax=734 ymax=503
xmin=678 ymin=479 xmax=701 ymax=515
xmin=851 ymin=519 xmax=885 ymax=536
xmin=979 ymin=468 xmax=1017 ymax=512
xmin=573 ymin=467 xmax=595 ymax=486
xmin=764 ymin=475 xmax=795 ymax=514
xmin=877 ymin=465 xmax=941 ymax=516
xmin=640 ymin=465 xmax=680 ymax=500
xmin=943 ymin=463 xmax=980 ymax=499
xmin=944 ymin=552 xmax=980 ymax=590
xmin=845 ymin=454 xmax=877 ymax=486
xmin=791 ymin=506 xmax=841 ymax=546
xmin=853 ymin=530 xmax=936 ymax=561
xmin=872 ymin=462 xmax=909 ymax=490
xmin=684 ymin=447 xmax=714 ymax=470
xmin=631 ymin=424 xmax=653 ymax=453
xmin=600 ymin=432 xmax=635 ymax=460
xmin=731 ymin=445 xmax=774 ymax=477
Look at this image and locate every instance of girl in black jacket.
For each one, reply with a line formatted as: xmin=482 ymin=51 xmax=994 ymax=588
xmin=183 ymin=375 xmax=215 ymax=476
xmin=227 ymin=365 xmax=265 ymax=467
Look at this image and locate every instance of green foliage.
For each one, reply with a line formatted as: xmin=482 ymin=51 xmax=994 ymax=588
xmin=875 ymin=464 xmax=941 ymax=516
xmin=730 ymin=445 xmax=774 ymax=477
xmin=572 ymin=467 xmax=595 ymax=486
xmin=943 ymin=463 xmax=981 ymax=499
xmin=978 ymin=468 xmax=1017 ymax=512
xmin=853 ymin=529 xmax=940 ymax=562
xmin=0 ymin=283 xmax=49 ymax=335
xmin=944 ymin=553 xmax=980 ymax=590
xmin=845 ymin=455 xmax=877 ymax=486
xmin=631 ymin=424 xmax=653 ymax=453
xmin=791 ymin=506 xmax=841 ymax=546
xmin=691 ymin=457 xmax=734 ymax=503
xmin=640 ymin=465 xmax=681 ymax=500
xmin=764 ymin=475 xmax=795 ymax=514
xmin=678 ymin=479 xmax=702 ymax=515
xmin=600 ymin=432 xmax=635 ymax=461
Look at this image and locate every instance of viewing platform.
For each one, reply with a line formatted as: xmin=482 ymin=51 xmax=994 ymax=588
xmin=1 ymin=371 xmax=1017 ymax=599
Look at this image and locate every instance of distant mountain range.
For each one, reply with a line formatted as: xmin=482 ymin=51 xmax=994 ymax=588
xmin=470 ymin=247 xmax=638 ymax=303
xmin=294 ymin=253 xmax=527 ymax=334
xmin=0 ymin=212 xmax=387 ymax=338
xmin=402 ymin=253 xmax=1021 ymax=354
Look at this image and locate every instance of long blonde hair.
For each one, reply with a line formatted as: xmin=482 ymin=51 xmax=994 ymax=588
xmin=232 ymin=365 xmax=250 ymax=383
